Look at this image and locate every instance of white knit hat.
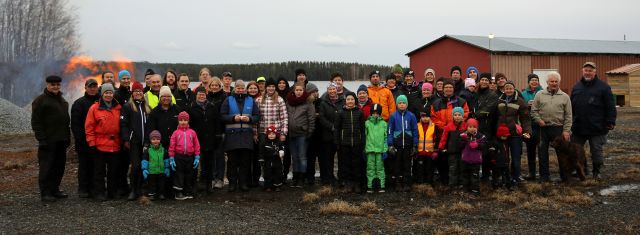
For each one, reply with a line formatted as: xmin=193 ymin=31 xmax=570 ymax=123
xmin=159 ymin=86 xmax=172 ymax=97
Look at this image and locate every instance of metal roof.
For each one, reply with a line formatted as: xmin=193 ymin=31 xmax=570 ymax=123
xmin=606 ymin=64 xmax=640 ymax=74
xmin=407 ymin=35 xmax=640 ymax=55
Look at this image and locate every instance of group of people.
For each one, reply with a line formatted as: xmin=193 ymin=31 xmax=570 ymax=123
xmin=31 ymin=62 xmax=616 ymax=202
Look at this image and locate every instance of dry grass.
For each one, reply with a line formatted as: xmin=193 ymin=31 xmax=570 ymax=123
xmin=359 ymin=201 xmax=379 ymax=214
xmin=384 ymin=215 xmax=399 ymax=225
xmin=520 ymin=196 xmax=561 ymax=210
xmin=625 ymin=167 xmax=640 ymax=174
xmin=415 ymin=207 xmax=443 ymax=217
xmin=553 ymin=194 xmax=594 ymax=207
xmin=580 ymin=179 xmax=602 ymax=187
xmin=413 ymin=184 xmax=437 ymax=198
xmin=319 ymin=200 xmax=379 ymax=216
xmin=317 ymin=186 xmax=334 ymax=197
xmin=491 ymin=190 xmax=526 ymax=205
xmin=563 ymin=210 xmax=576 ymax=218
xmin=137 ymin=196 xmax=151 ymax=206
xmin=613 ymin=172 xmax=631 ymax=180
xmin=302 ymin=193 xmax=320 ymax=203
xmin=1 ymin=160 xmax=27 ymax=170
xmin=522 ymin=183 xmax=545 ymax=194
xmin=447 ymin=201 xmax=474 ymax=213
xmin=435 ymin=225 xmax=471 ymax=235
xmin=619 ymin=155 xmax=640 ymax=165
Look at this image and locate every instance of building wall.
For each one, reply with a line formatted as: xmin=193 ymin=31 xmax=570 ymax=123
xmin=408 ymin=38 xmax=490 ymax=80
xmin=630 ymin=73 xmax=640 ymax=107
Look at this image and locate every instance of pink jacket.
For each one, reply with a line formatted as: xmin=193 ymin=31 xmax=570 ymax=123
xmin=169 ymin=126 xmax=201 ymax=157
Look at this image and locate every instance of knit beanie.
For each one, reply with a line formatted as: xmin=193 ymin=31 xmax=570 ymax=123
xmin=466 ymin=66 xmax=478 ymax=76
xmin=422 ymin=82 xmax=433 ymax=92
xmin=328 ymin=82 xmax=338 ymax=89
xmin=504 ymin=80 xmax=516 ymax=88
xmin=425 ymin=68 xmax=435 ymax=77
xmin=527 ymin=73 xmax=539 ymax=82
xmin=396 ymin=95 xmax=408 ymax=105
xmin=131 ymin=81 xmax=144 ymax=92
xmin=369 ymin=70 xmax=381 ymax=78
xmin=371 ymin=103 xmax=382 ymax=115
xmin=478 ymin=72 xmax=493 ymax=83
xmin=266 ymin=125 xmax=278 ymax=135
xmin=464 ymin=78 xmax=476 ymax=89
xmin=357 ymin=84 xmax=368 ymax=95
xmin=392 ymin=64 xmax=404 ymax=74
xmin=306 ymin=83 xmax=318 ymax=93
xmin=149 ymin=130 xmax=161 ymax=140
xmin=195 ymin=86 xmax=207 ymax=94
xmin=159 ymin=86 xmax=172 ymax=97
xmin=452 ymin=106 xmax=464 ymax=117
xmin=100 ymin=83 xmax=115 ymax=96
xmin=442 ymin=78 xmax=455 ymax=88
xmin=466 ymin=118 xmax=479 ymax=128
xmin=178 ymin=111 xmax=190 ymax=121
xmin=450 ymin=66 xmax=462 ymax=76
xmin=144 ymin=69 xmax=155 ymax=76
xmin=404 ymin=70 xmax=415 ymax=77
xmin=118 ymin=70 xmax=131 ymax=79
xmin=45 ymin=75 xmax=62 ymax=83
xmin=266 ymin=77 xmax=277 ymax=87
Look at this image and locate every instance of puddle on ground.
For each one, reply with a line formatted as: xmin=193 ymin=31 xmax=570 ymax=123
xmin=599 ymin=184 xmax=640 ymax=196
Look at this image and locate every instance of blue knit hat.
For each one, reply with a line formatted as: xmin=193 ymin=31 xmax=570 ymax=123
xmin=452 ymin=107 xmax=464 ymax=117
xmin=466 ymin=66 xmax=478 ymax=77
xmin=357 ymin=84 xmax=368 ymax=94
xmin=396 ymin=95 xmax=408 ymax=105
xmin=118 ymin=70 xmax=131 ymax=79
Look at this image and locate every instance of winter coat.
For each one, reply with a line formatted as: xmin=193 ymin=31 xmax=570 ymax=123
xmin=367 ymin=85 xmax=396 ymax=121
xmin=71 ymin=92 xmax=99 ymax=149
xmin=438 ymin=121 xmax=467 ymax=153
xmin=188 ymin=100 xmax=222 ymax=151
xmin=173 ymin=88 xmax=194 ymax=110
xmin=147 ymin=104 xmax=181 ymax=148
xmin=169 ymin=126 xmax=201 ymax=157
xmin=287 ymin=97 xmax=316 ymax=138
xmin=143 ymin=145 xmax=168 ymax=174
xmin=85 ymin=99 xmax=122 ymax=153
xmin=207 ymin=90 xmax=227 ymax=108
xmin=458 ymin=88 xmax=476 ymax=118
xmin=120 ymin=99 xmax=149 ymax=144
xmin=334 ymin=106 xmax=366 ymax=147
xmin=145 ymin=90 xmax=176 ymax=110
xmin=401 ymin=83 xmax=424 ymax=119
xmin=461 ymin=132 xmax=487 ymax=164
xmin=571 ymin=76 xmax=617 ymax=136
xmin=114 ymin=85 xmax=131 ymax=105
xmin=387 ymin=109 xmax=419 ymax=149
xmin=220 ymin=94 xmax=260 ymax=151
xmin=364 ymin=115 xmax=388 ymax=153
xmin=261 ymin=139 xmax=285 ymax=160
xmin=388 ymin=86 xmax=404 ymax=100
xmin=431 ymin=95 xmax=469 ymax=130
xmin=256 ymin=95 xmax=288 ymax=135
xmin=358 ymin=98 xmax=373 ymax=120
xmin=320 ymin=87 xmax=353 ymax=100
xmin=496 ymin=93 xmax=532 ymax=137
xmin=475 ymin=87 xmax=499 ymax=140
xmin=31 ymin=89 xmax=71 ymax=144
xmin=317 ymin=95 xmax=344 ymax=142
xmin=521 ymin=86 xmax=543 ymax=105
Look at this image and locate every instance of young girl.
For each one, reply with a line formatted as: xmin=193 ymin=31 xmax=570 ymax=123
xmin=142 ymin=130 xmax=170 ymax=200
xmin=260 ymin=126 xmax=285 ymax=192
xmin=286 ymin=82 xmax=316 ymax=188
xmin=335 ymin=93 xmax=365 ymax=193
xmin=460 ymin=118 xmax=486 ymax=195
xmin=438 ymin=107 xmax=467 ymax=188
xmin=387 ymin=95 xmax=418 ymax=192
xmin=168 ymin=111 xmax=201 ymax=200
xmin=364 ymin=104 xmax=387 ymax=193
xmin=414 ymin=112 xmax=437 ymax=185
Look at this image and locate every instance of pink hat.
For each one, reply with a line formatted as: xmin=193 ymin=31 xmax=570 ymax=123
xmin=421 ymin=82 xmax=433 ymax=92
xmin=464 ymin=78 xmax=476 ymax=89
xmin=178 ymin=111 xmax=190 ymax=121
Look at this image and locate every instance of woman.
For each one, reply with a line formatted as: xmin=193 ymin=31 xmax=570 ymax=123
xmin=247 ymin=81 xmax=261 ymax=99
xmin=316 ymin=84 xmax=344 ymax=185
xmin=220 ymin=80 xmax=260 ymax=192
xmin=275 ymin=76 xmax=291 ymax=181
xmin=495 ymin=81 xmax=531 ymax=184
xmin=256 ymin=78 xmax=288 ymax=190
xmin=245 ymin=81 xmax=262 ymax=187
xmin=206 ymin=77 xmax=227 ymax=189
xmin=85 ymin=83 xmax=122 ymax=201
xmin=286 ymin=82 xmax=316 ymax=188
xmin=276 ymin=76 xmax=290 ymax=101
xmin=521 ymin=74 xmax=543 ymax=181
xmin=120 ymin=82 xmax=149 ymax=201
xmin=163 ymin=70 xmax=178 ymax=92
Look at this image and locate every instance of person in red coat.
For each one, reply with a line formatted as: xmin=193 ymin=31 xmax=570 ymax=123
xmin=85 ymin=83 xmax=122 ymax=201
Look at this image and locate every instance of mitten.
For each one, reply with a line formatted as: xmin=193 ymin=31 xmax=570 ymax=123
xmin=193 ymin=155 xmax=200 ymax=169
xmin=169 ymin=157 xmax=176 ymax=171
xmin=163 ymin=159 xmax=170 ymax=177
xmin=460 ymin=132 xmax=468 ymax=141
xmin=142 ymin=169 xmax=149 ymax=179
xmin=141 ymin=160 xmax=149 ymax=180
xmin=469 ymin=141 xmax=479 ymax=149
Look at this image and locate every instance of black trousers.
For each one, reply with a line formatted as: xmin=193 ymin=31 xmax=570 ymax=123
xmin=173 ymin=156 xmax=195 ymax=193
xmin=115 ymin=146 xmax=130 ymax=194
xmin=263 ymin=154 xmax=283 ymax=188
xmin=412 ymin=156 xmax=435 ymax=184
xmin=338 ymin=145 xmax=364 ymax=185
xmin=75 ymin=143 xmax=93 ymax=194
xmin=492 ymin=166 xmax=512 ymax=188
xmin=38 ymin=141 xmax=67 ymax=196
xmin=129 ymin=143 xmax=143 ymax=194
xmin=436 ymin=151 xmax=449 ymax=185
xmin=94 ymin=151 xmax=118 ymax=197
xmin=317 ymin=141 xmax=337 ymax=184
xmin=227 ymin=149 xmax=251 ymax=187
xmin=305 ymin=138 xmax=321 ymax=183
xmin=461 ymin=162 xmax=480 ymax=191
xmin=393 ymin=146 xmax=413 ymax=184
xmin=249 ymin=142 xmax=262 ymax=187
xmin=198 ymin=149 xmax=214 ymax=187
xmin=145 ymin=174 xmax=165 ymax=196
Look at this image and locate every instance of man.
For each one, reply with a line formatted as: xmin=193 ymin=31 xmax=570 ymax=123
xmin=143 ymin=69 xmax=155 ymax=92
xmin=173 ymin=73 xmax=194 ymax=109
xmin=194 ymin=68 xmax=212 ymax=92
xmin=101 ymin=71 xmax=116 ymax=85
xmin=392 ymin=64 xmax=404 ymax=80
xmin=571 ymin=62 xmax=616 ymax=179
xmin=145 ymin=74 xmax=176 ymax=109
xmin=450 ymin=66 xmax=464 ymax=95
xmin=71 ymin=79 xmax=100 ymax=198
xmin=31 ymin=75 xmax=71 ymax=202
xmin=115 ymin=70 xmax=132 ymax=105
xmin=494 ymin=73 xmax=507 ymax=96
xmin=531 ymin=72 xmax=572 ymax=182
xmin=400 ymin=70 xmax=423 ymax=119
xmin=385 ymin=73 xmax=403 ymax=99
xmin=222 ymin=72 xmax=234 ymax=96
xmin=320 ymin=72 xmax=351 ymax=100
xmin=367 ymin=71 xmax=396 ymax=121
xmin=474 ymin=73 xmax=499 ymax=180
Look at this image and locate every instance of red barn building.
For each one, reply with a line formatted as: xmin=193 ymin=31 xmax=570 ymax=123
xmin=406 ymin=35 xmax=640 ymax=92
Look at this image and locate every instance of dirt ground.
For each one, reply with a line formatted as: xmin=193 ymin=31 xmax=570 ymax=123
xmin=1 ymin=108 xmax=640 ymax=234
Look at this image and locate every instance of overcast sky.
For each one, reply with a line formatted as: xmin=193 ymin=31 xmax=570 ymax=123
xmin=70 ymin=0 xmax=639 ymax=66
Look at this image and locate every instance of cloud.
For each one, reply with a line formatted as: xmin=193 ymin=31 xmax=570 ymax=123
xmin=231 ymin=42 xmax=260 ymax=49
xmin=316 ymin=34 xmax=357 ymax=47
xmin=163 ymin=41 xmax=182 ymax=50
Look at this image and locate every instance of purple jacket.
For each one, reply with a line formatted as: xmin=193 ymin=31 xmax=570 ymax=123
xmin=460 ymin=132 xmax=486 ymax=164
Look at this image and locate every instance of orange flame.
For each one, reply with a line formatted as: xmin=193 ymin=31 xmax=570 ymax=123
xmin=63 ymin=55 xmax=136 ymax=101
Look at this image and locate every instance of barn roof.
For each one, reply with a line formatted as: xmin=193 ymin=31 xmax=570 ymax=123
xmin=406 ymin=35 xmax=640 ymax=55
xmin=606 ymin=64 xmax=640 ymax=75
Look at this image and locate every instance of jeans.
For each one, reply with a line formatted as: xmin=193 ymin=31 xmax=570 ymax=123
xmin=289 ymin=136 xmax=308 ymax=173
xmin=525 ymin=124 xmax=540 ymax=178
xmin=508 ymin=136 xmax=523 ymax=179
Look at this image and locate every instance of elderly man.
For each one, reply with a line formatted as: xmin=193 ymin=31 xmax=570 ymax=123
xmin=531 ymin=72 xmax=572 ymax=182
xmin=571 ymin=62 xmax=616 ymax=179
xmin=145 ymin=74 xmax=176 ymax=109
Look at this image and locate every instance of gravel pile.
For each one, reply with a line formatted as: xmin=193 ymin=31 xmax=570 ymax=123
xmin=0 ymin=98 xmax=32 ymax=134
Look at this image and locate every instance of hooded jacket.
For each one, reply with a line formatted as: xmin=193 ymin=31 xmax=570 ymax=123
xmin=496 ymin=92 xmax=532 ymax=136
xmin=85 ymin=98 xmax=121 ymax=152
xmin=120 ymin=99 xmax=149 ymax=144
xmin=169 ymin=125 xmax=201 ymax=157
xmin=286 ymin=93 xmax=316 ymax=138
xmin=334 ymin=105 xmax=366 ymax=147
xmin=387 ymin=109 xmax=419 ymax=148
xmin=364 ymin=115 xmax=388 ymax=153
xmin=431 ymin=95 xmax=469 ymax=131
xmin=367 ymin=85 xmax=396 ymax=121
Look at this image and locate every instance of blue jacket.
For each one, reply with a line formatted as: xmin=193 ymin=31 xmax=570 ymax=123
xmin=387 ymin=109 xmax=418 ymax=148
xmin=571 ymin=76 xmax=616 ymax=136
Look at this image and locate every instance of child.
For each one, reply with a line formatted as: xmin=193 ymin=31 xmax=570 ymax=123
xmin=493 ymin=123 xmax=513 ymax=190
xmin=438 ymin=107 xmax=467 ymax=188
xmin=387 ymin=95 xmax=418 ymax=192
xmin=460 ymin=118 xmax=486 ymax=195
xmin=364 ymin=104 xmax=387 ymax=193
xmin=168 ymin=111 xmax=201 ymax=200
xmin=335 ymin=93 xmax=366 ymax=194
xmin=142 ymin=130 xmax=170 ymax=200
xmin=260 ymin=126 xmax=285 ymax=192
xmin=413 ymin=112 xmax=438 ymax=185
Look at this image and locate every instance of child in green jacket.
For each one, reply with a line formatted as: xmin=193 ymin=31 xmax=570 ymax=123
xmin=142 ymin=130 xmax=170 ymax=200
xmin=365 ymin=104 xmax=387 ymax=193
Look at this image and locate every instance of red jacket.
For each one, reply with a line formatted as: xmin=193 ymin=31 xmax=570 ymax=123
xmin=438 ymin=121 xmax=467 ymax=151
xmin=85 ymin=99 xmax=121 ymax=153
xmin=359 ymin=99 xmax=373 ymax=120
xmin=169 ymin=126 xmax=201 ymax=157
xmin=430 ymin=96 xmax=469 ymax=131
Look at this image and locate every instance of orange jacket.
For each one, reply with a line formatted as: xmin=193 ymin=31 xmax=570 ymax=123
xmin=430 ymin=96 xmax=469 ymax=131
xmin=367 ymin=85 xmax=396 ymax=121
xmin=85 ymin=100 xmax=122 ymax=153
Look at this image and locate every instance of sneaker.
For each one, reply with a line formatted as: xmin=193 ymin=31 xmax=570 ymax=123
xmin=367 ymin=188 xmax=373 ymax=194
xmin=214 ymin=180 xmax=224 ymax=189
xmin=378 ymin=189 xmax=385 ymax=193
xmin=175 ymin=192 xmax=188 ymax=200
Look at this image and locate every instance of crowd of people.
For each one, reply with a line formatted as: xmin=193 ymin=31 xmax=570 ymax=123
xmin=31 ymin=62 xmax=617 ymax=202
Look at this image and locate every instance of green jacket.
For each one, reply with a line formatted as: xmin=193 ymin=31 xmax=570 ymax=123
xmin=364 ymin=115 xmax=388 ymax=153
xmin=143 ymin=145 xmax=168 ymax=174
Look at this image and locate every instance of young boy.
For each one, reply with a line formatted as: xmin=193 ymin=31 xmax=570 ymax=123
xmin=168 ymin=111 xmax=201 ymax=200
xmin=493 ymin=123 xmax=513 ymax=190
xmin=387 ymin=95 xmax=418 ymax=192
xmin=335 ymin=93 xmax=366 ymax=194
xmin=414 ymin=112 xmax=438 ymax=185
xmin=142 ymin=130 xmax=170 ymax=200
xmin=438 ymin=107 xmax=467 ymax=188
xmin=365 ymin=104 xmax=387 ymax=193
xmin=460 ymin=118 xmax=486 ymax=195
xmin=261 ymin=126 xmax=285 ymax=192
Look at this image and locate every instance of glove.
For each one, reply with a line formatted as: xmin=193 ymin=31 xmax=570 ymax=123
xmin=141 ymin=160 xmax=149 ymax=179
xmin=431 ymin=152 xmax=438 ymax=160
xmin=193 ymin=155 xmax=200 ymax=169
xmin=460 ymin=132 xmax=468 ymax=141
xmin=142 ymin=169 xmax=149 ymax=180
xmin=382 ymin=152 xmax=388 ymax=160
xmin=469 ymin=141 xmax=479 ymax=149
xmin=169 ymin=157 xmax=176 ymax=171
xmin=411 ymin=146 xmax=417 ymax=156
xmin=164 ymin=159 xmax=170 ymax=177
xmin=388 ymin=146 xmax=397 ymax=155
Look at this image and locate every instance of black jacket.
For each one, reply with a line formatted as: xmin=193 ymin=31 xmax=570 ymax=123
xmin=475 ymin=87 xmax=499 ymax=140
xmin=71 ymin=92 xmax=99 ymax=149
xmin=188 ymin=100 xmax=222 ymax=151
xmin=114 ymin=85 xmax=131 ymax=105
xmin=317 ymin=95 xmax=344 ymax=142
xmin=120 ymin=100 xmax=149 ymax=144
xmin=31 ymin=89 xmax=70 ymax=144
xmin=147 ymin=104 xmax=181 ymax=147
xmin=459 ymin=88 xmax=476 ymax=118
xmin=261 ymin=139 xmax=285 ymax=160
xmin=173 ymin=88 xmax=194 ymax=110
xmin=571 ymin=76 xmax=617 ymax=136
xmin=334 ymin=106 xmax=366 ymax=147
xmin=207 ymin=90 xmax=227 ymax=109
xmin=401 ymin=83 xmax=423 ymax=119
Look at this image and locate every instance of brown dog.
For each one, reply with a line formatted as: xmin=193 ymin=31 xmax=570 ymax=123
xmin=550 ymin=136 xmax=587 ymax=181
